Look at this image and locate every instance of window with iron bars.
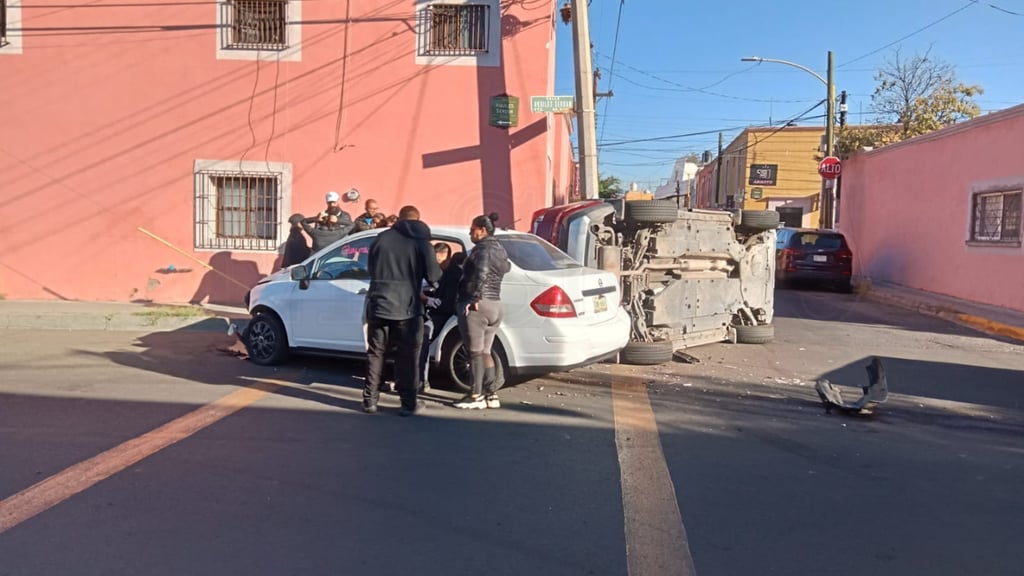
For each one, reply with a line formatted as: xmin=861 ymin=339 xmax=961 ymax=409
xmin=1 ymin=1 xmax=8 ymax=48
xmin=970 ymin=190 xmax=1022 ymax=244
xmin=419 ymin=4 xmax=489 ymax=57
xmin=224 ymin=0 xmax=288 ymax=51
xmin=196 ymin=171 xmax=282 ymax=251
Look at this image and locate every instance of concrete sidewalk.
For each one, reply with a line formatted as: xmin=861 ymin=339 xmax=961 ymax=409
xmin=863 ymin=281 xmax=1024 ymax=343
xmin=0 ymin=301 xmax=249 ymax=332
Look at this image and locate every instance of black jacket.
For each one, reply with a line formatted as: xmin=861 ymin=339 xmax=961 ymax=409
xmin=458 ymin=236 xmax=511 ymax=303
xmin=282 ymin=228 xmax=311 ymax=267
xmin=302 ymin=213 xmax=354 ymax=253
xmin=366 ymin=220 xmax=443 ymax=321
xmin=433 ymin=262 xmax=464 ymax=318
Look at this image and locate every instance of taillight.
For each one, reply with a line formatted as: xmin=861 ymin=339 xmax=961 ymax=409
xmin=530 ymin=286 xmax=577 ymax=318
xmin=782 ymin=248 xmax=800 ymax=258
xmin=836 ymin=249 xmax=853 ymax=261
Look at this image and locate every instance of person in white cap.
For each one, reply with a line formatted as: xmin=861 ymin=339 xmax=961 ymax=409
xmin=324 ymin=190 xmax=342 ymax=214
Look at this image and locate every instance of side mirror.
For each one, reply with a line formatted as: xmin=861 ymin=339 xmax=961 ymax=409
xmin=290 ymin=266 xmax=309 ymax=281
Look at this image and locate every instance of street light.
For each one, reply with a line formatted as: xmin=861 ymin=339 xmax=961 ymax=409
xmin=740 ymin=52 xmax=836 ymax=229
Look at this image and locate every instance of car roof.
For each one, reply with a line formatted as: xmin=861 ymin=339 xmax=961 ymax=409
xmin=779 ymin=227 xmax=846 ymax=236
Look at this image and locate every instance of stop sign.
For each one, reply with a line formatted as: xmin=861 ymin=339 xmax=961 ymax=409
xmin=818 ymin=156 xmax=842 ymax=179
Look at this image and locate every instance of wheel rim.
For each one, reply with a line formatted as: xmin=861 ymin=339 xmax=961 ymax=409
xmin=248 ymin=319 xmax=278 ymax=361
xmin=451 ymin=344 xmax=472 ymax=389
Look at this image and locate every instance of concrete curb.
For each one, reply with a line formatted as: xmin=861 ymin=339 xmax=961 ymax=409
xmin=864 ymin=288 xmax=1024 ymax=344
xmin=0 ymin=302 xmax=249 ymax=333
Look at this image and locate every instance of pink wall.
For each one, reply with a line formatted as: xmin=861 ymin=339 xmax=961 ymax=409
xmin=0 ymin=0 xmax=564 ymax=304
xmin=840 ymin=105 xmax=1024 ymax=313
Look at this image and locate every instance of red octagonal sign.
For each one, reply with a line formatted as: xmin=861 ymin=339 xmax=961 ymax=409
xmin=818 ymin=156 xmax=842 ymax=179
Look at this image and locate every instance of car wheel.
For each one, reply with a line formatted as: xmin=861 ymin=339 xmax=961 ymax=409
xmin=244 ymin=312 xmax=289 ymax=366
xmin=626 ymin=200 xmax=679 ymax=224
xmin=733 ymin=323 xmax=775 ymax=344
xmin=620 ymin=340 xmax=674 ymax=365
xmin=738 ymin=210 xmax=780 ymax=231
xmin=442 ymin=336 xmax=508 ymax=394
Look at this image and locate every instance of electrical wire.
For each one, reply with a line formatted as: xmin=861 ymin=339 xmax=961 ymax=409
xmin=598 ymin=0 xmax=625 ymax=145
xmin=977 ymin=1 xmax=1024 ymax=16
xmin=838 ymin=1 xmax=977 ymax=68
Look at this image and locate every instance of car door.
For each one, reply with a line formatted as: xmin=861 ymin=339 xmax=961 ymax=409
xmin=289 ymin=235 xmax=377 ymax=352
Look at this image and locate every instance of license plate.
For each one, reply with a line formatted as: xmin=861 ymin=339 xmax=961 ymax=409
xmin=813 ymin=255 xmax=827 ymax=262
xmin=593 ymin=295 xmax=608 ymax=313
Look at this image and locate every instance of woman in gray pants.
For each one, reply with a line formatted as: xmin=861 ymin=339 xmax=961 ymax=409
xmin=453 ymin=213 xmax=511 ymax=410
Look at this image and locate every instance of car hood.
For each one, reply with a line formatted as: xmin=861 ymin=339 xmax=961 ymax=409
xmin=258 ymin=266 xmax=294 ymax=285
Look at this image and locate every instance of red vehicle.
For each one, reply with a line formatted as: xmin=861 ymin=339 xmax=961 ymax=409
xmin=775 ymin=228 xmax=854 ymax=292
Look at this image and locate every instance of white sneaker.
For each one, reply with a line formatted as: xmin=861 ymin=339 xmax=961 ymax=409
xmin=485 ymin=395 xmax=501 ymax=409
xmin=454 ymin=395 xmax=487 ymax=410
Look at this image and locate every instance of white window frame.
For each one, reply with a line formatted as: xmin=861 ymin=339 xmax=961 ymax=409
xmin=0 ymin=0 xmax=23 ymax=56
xmin=415 ymin=0 xmax=500 ymax=67
xmin=193 ymin=159 xmax=293 ymax=252
xmin=216 ymin=0 xmax=302 ymax=62
xmin=966 ymin=178 xmax=1023 ymax=249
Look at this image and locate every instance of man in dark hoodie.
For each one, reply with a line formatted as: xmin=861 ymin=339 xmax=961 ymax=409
xmin=363 ymin=205 xmax=442 ymax=417
xmin=281 ymin=213 xmax=312 ymax=268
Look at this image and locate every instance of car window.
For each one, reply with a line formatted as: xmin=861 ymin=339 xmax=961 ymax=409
xmin=495 ymin=234 xmax=582 ymax=271
xmin=791 ymin=233 xmax=846 ymax=250
xmin=312 ymin=236 xmax=376 ymax=280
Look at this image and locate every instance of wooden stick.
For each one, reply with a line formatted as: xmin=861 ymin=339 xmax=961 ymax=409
xmin=137 ymin=227 xmax=252 ymax=291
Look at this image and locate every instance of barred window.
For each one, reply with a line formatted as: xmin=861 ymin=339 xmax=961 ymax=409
xmin=970 ymin=190 xmax=1022 ymax=244
xmin=196 ymin=171 xmax=282 ymax=251
xmin=419 ymin=4 xmax=489 ymax=56
xmin=225 ymin=0 xmax=288 ymax=50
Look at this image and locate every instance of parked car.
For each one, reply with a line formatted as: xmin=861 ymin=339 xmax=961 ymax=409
xmin=532 ymin=200 xmax=778 ymax=365
xmin=243 ymin=226 xmax=631 ymax=391
xmin=775 ymin=228 xmax=854 ymax=292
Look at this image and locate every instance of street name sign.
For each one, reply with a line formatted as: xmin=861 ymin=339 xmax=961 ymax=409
xmin=530 ymin=96 xmax=575 ymax=113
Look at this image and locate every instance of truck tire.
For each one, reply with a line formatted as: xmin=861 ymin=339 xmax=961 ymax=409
xmin=739 ymin=210 xmax=780 ymax=231
xmin=733 ymin=323 xmax=775 ymax=344
xmin=620 ymin=340 xmax=674 ymax=365
xmin=626 ymin=200 xmax=679 ymax=224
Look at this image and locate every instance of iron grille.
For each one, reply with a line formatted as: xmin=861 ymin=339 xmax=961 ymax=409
xmin=196 ymin=171 xmax=282 ymax=251
xmin=1 ymin=1 xmax=8 ymax=48
xmin=418 ymin=4 xmax=489 ymax=57
xmin=224 ymin=0 xmax=288 ymax=50
xmin=971 ymin=191 xmax=1022 ymax=243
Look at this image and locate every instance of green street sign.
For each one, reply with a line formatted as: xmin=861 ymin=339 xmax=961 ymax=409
xmin=490 ymin=95 xmax=519 ymax=128
xmin=750 ymin=187 xmax=764 ymax=200
xmin=530 ymin=95 xmax=575 ymax=113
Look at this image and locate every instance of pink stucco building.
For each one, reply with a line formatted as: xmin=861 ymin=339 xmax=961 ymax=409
xmin=840 ymin=104 xmax=1024 ymax=313
xmin=0 ymin=0 xmax=573 ymax=304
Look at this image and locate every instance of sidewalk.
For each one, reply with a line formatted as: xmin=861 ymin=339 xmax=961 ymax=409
xmin=0 ymin=300 xmax=249 ymax=332
xmin=863 ymin=281 xmax=1024 ymax=344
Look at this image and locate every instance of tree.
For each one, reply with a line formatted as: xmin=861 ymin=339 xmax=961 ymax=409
xmin=836 ymin=48 xmax=983 ymax=157
xmin=599 ymin=174 xmax=623 ymax=199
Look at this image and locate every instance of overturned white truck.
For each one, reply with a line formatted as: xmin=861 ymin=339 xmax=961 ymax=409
xmin=531 ymin=199 xmax=779 ymax=365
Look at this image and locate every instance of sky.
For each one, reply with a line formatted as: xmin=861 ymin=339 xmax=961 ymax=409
xmin=553 ymin=0 xmax=1024 ymax=189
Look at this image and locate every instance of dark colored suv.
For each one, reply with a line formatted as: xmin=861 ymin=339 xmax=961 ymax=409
xmin=776 ymin=228 xmax=853 ymax=292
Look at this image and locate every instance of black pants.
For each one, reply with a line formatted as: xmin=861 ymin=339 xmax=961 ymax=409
xmin=364 ymin=316 xmax=423 ymax=410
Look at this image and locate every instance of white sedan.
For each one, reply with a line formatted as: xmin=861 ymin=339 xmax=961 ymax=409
xmin=243 ymin=226 xmax=631 ymax=391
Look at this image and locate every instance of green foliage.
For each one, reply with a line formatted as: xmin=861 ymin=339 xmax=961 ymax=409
xmin=599 ymin=174 xmax=623 ymax=199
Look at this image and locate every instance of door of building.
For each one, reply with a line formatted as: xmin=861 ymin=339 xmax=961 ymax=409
xmin=776 ymin=207 xmax=803 ymax=228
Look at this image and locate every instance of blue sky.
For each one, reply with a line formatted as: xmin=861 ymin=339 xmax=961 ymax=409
xmin=554 ymin=0 xmax=1024 ymax=188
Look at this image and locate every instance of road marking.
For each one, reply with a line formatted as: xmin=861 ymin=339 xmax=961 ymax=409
xmin=612 ymin=376 xmax=698 ymax=576
xmin=0 ymin=381 xmax=280 ymax=534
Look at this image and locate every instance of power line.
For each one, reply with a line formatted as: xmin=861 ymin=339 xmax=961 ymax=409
xmin=838 ymin=1 xmax=977 ymax=68
xmin=598 ymin=0 xmax=625 ymax=145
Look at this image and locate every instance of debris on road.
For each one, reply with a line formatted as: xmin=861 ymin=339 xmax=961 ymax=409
xmin=673 ymin=350 xmax=701 ymax=364
xmin=815 ymin=357 xmax=889 ymax=416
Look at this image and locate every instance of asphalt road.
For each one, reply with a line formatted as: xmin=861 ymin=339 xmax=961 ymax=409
xmin=1 ymin=288 xmax=1022 ymax=576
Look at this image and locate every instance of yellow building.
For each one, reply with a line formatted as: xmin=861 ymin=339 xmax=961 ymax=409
xmin=716 ymin=126 xmax=825 ymax=228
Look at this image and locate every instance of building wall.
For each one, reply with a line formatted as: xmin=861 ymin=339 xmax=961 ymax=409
xmin=718 ymin=127 xmax=823 ymax=225
xmin=0 ymin=0 xmax=562 ymax=303
xmin=840 ymin=105 xmax=1024 ymax=313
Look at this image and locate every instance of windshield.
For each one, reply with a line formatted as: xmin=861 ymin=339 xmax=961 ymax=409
xmin=495 ymin=234 xmax=582 ymax=271
xmin=791 ymin=233 xmax=847 ymax=250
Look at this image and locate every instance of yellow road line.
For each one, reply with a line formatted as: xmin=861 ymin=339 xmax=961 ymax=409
xmin=612 ymin=376 xmax=698 ymax=576
xmin=0 ymin=381 xmax=280 ymax=534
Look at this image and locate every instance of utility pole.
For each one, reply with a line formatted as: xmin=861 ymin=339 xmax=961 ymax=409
xmin=567 ymin=0 xmax=599 ymax=200
xmin=821 ymin=50 xmax=836 ymax=229
xmin=714 ymin=132 xmax=723 ymax=207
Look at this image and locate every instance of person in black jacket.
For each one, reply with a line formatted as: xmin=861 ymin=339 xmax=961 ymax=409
xmin=419 ymin=250 xmax=466 ymax=391
xmin=301 ymin=208 xmax=353 ymax=253
xmin=281 ymin=213 xmax=311 ymax=268
xmin=363 ymin=205 xmax=442 ymax=417
xmin=453 ymin=213 xmax=511 ymax=410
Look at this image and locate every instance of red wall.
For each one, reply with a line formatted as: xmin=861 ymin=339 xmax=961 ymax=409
xmin=0 ymin=0 xmax=565 ymax=304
